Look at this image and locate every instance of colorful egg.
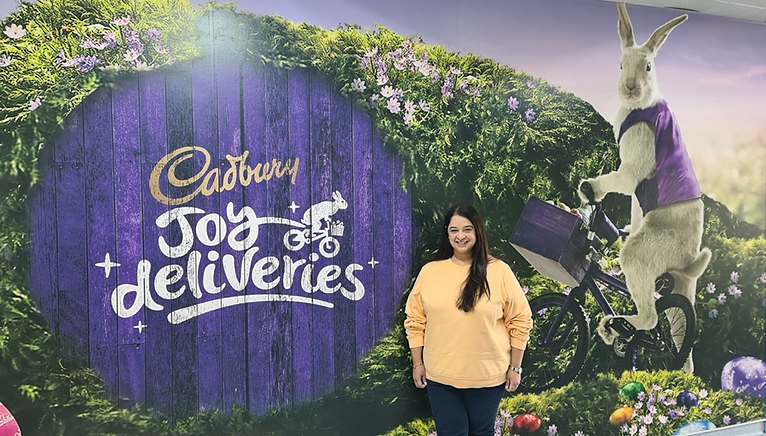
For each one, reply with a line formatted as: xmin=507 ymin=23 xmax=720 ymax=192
xmin=672 ymin=420 xmax=716 ymax=435
xmin=0 ymin=402 xmax=21 ymax=436
xmin=511 ymin=413 xmax=542 ymax=434
xmin=721 ymin=356 xmax=766 ymax=398
xmin=676 ymin=390 xmax=699 ymax=408
xmin=619 ymin=381 xmax=645 ymax=401
xmin=609 ymin=407 xmax=634 ymax=426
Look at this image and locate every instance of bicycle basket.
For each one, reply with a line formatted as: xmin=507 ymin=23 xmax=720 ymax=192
xmin=509 ymin=196 xmax=591 ymax=287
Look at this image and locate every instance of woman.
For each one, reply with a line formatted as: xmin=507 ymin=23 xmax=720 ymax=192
xmin=404 ymin=204 xmax=533 ymax=436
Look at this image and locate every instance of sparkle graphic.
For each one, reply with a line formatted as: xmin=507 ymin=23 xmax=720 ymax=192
xmin=288 ymin=201 xmax=300 ymax=213
xmin=133 ymin=321 xmax=148 ymax=333
xmin=368 ymin=257 xmax=380 ymax=269
xmin=95 ymin=252 xmax=121 ymax=278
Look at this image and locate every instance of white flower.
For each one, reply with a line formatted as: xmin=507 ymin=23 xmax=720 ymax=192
xmin=380 ymin=85 xmax=395 ymax=98
xmin=351 ymin=78 xmax=366 ymax=92
xmin=4 ymin=23 xmax=26 ymax=39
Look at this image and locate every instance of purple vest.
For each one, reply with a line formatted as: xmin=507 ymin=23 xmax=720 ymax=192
xmin=618 ymin=100 xmax=701 ymax=215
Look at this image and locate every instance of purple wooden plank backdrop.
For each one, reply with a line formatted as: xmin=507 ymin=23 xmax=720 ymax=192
xmin=26 ymin=54 xmax=413 ymax=422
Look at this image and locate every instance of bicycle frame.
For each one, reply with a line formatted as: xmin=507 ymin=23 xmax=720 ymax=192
xmin=538 ymin=202 xmax=631 ymax=348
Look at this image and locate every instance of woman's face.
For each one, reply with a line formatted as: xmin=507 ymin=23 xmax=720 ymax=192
xmin=447 ymin=214 xmax=476 ymax=257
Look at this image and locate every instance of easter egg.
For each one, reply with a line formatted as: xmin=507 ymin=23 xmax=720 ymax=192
xmin=511 ymin=413 xmax=542 ymax=434
xmin=676 ymin=390 xmax=699 ymax=408
xmin=619 ymin=381 xmax=645 ymax=402
xmin=0 ymin=402 xmax=21 ymax=436
xmin=672 ymin=420 xmax=716 ymax=435
xmin=609 ymin=407 xmax=634 ymax=426
xmin=721 ymin=356 xmax=766 ymax=398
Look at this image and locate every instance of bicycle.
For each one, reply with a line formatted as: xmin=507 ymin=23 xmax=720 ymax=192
xmin=509 ymin=183 xmax=695 ymax=393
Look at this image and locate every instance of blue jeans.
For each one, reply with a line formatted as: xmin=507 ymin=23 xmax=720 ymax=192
xmin=426 ymin=380 xmax=505 ymax=436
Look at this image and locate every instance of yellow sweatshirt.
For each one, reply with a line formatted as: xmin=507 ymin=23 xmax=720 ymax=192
xmin=404 ymin=258 xmax=532 ymax=388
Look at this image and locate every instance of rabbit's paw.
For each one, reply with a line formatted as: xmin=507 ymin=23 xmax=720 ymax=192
xmin=597 ymin=315 xmax=619 ymax=345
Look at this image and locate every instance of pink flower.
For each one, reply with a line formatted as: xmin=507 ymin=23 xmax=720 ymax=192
xmin=113 ymin=16 xmax=131 ymax=26
xmin=508 ymin=96 xmax=519 ymax=110
xmin=28 ymin=97 xmax=42 ymax=111
xmin=124 ymin=49 xmax=141 ymax=62
xmin=4 ymin=23 xmax=26 ymax=39
xmin=0 ymin=54 xmax=11 ymax=67
xmin=386 ymin=98 xmax=401 ymax=114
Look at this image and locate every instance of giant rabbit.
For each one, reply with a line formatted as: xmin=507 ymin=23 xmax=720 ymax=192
xmin=579 ymin=2 xmax=711 ymax=372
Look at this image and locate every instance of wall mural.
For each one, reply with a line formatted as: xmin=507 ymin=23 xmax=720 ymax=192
xmin=0 ymin=0 xmax=764 ymax=434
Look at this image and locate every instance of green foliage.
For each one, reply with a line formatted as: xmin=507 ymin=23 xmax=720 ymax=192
xmin=384 ymin=371 xmax=766 ymax=436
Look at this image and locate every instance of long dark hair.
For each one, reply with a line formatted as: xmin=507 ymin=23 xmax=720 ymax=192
xmin=430 ymin=204 xmax=491 ymax=312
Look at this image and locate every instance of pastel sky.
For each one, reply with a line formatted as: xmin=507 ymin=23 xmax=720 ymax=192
xmin=3 ymin=0 xmax=765 ymax=217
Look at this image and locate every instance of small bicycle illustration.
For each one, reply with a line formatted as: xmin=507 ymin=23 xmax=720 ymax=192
xmin=510 ymin=183 xmax=695 ymax=393
xmin=283 ymin=219 xmax=344 ymax=258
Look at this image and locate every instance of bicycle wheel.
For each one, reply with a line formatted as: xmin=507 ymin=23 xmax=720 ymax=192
xmin=519 ymin=293 xmax=590 ymax=393
xmin=625 ymin=294 xmax=695 ymax=372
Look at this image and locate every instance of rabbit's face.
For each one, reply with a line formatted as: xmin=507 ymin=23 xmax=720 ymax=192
xmin=618 ymin=47 xmax=659 ymax=109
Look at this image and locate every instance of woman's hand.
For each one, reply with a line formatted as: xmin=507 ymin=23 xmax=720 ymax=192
xmin=505 ymin=368 xmax=521 ymax=392
xmin=412 ymin=364 xmax=427 ymax=389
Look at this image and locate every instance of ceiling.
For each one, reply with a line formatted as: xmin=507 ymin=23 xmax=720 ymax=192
xmin=603 ymin=0 xmax=766 ymax=23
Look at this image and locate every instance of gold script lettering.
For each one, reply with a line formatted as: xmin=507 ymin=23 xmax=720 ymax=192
xmin=149 ymin=146 xmax=301 ymax=206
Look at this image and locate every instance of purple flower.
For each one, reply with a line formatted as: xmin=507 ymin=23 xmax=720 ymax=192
xmin=457 ymin=79 xmax=468 ymax=92
xmin=640 ymin=414 xmax=653 ymax=425
xmin=4 ymin=23 xmax=26 ymax=39
xmin=727 ymin=284 xmax=741 ymax=297
xmin=705 ymin=282 xmax=716 ymax=294
xmin=375 ymin=74 xmax=388 ymax=86
xmin=668 ymin=409 xmax=679 ymax=419
xmin=449 ymin=66 xmax=462 ymax=75
xmin=708 ymin=309 xmax=718 ymax=319
xmin=153 ymin=43 xmax=169 ymax=55
xmin=525 ymin=108 xmax=536 ymax=122
xmin=723 ymin=415 xmax=731 ymax=425
xmin=522 ymin=286 xmax=529 ymax=294
xmin=77 ymin=55 xmax=101 ymax=72
xmin=546 ymin=424 xmax=557 ymax=436
xmin=113 ymin=16 xmax=131 ymax=26
xmin=403 ymin=112 xmax=414 ymax=125
xmin=80 ymin=38 xmax=100 ymax=49
xmin=704 ymin=407 xmax=712 ymax=414
xmin=418 ymin=100 xmax=429 ymax=112
xmin=735 ymin=398 xmax=743 ymax=405
xmin=526 ymin=79 xmax=536 ymax=88
xmin=717 ymin=293 xmax=727 ymax=305
xmin=430 ymin=70 xmax=440 ymax=83
xmin=386 ymin=98 xmax=401 ymax=114
xmin=28 ymin=97 xmax=42 ymax=111
xmin=508 ymin=96 xmax=519 ymax=110
xmin=638 ymin=427 xmax=647 ymax=436
xmin=404 ymin=99 xmax=416 ymax=113
xmin=0 ymin=54 xmax=11 ymax=67
xmin=360 ymin=56 xmax=370 ymax=68
xmin=145 ymin=27 xmax=162 ymax=42
xmin=103 ymin=32 xmax=117 ymax=48
xmin=730 ymin=271 xmax=739 ymax=283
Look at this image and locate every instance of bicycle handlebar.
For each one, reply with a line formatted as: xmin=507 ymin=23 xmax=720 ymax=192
xmin=579 ymin=181 xmax=596 ymax=204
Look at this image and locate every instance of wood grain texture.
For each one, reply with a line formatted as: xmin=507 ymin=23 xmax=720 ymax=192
xmin=27 ymin=56 xmax=413 ymax=421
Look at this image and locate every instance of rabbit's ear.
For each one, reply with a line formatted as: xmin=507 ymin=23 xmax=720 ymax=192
xmin=332 ymin=190 xmax=340 ymax=200
xmin=644 ymin=14 xmax=687 ymax=54
xmin=617 ymin=2 xmax=635 ymax=49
